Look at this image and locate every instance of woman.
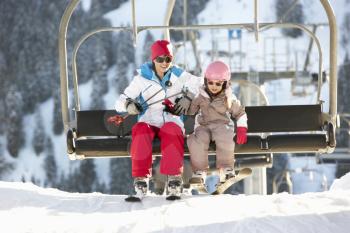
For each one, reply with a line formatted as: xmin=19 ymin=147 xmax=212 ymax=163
xmin=114 ymin=40 xmax=201 ymax=199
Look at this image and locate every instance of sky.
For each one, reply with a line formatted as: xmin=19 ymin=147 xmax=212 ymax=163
xmin=0 ymin=171 xmax=349 ymax=233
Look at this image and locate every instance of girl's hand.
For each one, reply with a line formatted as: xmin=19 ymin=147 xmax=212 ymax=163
xmin=236 ymin=127 xmax=247 ymax=144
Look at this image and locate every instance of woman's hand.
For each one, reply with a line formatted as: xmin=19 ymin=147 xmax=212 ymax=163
xmin=125 ymin=98 xmax=143 ymax=115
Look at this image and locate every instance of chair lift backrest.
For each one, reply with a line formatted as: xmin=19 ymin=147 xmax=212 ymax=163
xmin=76 ymin=104 xmax=324 ymax=138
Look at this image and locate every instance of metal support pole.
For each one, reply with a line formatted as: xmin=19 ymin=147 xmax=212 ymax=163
xmin=163 ymin=0 xmax=176 ymax=40
xmin=58 ymin=0 xmax=81 ymax=131
xmin=131 ymin=0 xmax=137 ymax=46
xmin=254 ymin=0 xmax=259 ymax=42
xmin=320 ymin=0 xmax=337 ymax=121
xmin=303 ymin=25 xmax=317 ymax=72
xmin=183 ymin=0 xmax=188 ymax=69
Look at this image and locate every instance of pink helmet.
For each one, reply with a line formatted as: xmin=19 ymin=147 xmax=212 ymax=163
xmin=205 ymin=61 xmax=231 ymax=81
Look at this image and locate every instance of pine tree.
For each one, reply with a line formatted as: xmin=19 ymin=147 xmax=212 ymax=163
xmin=44 ymin=138 xmax=57 ymax=187
xmin=0 ymin=99 xmax=5 ymax=133
xmin=0 ymin=142 xmax=13 ymax=178
xmin=170 ymin=0 xmax=210 ymax=42
xmin=52 ymin=90 xmax=63 ymax=135
xmin=5 ymin=86 xmax=24 ymax=158
xmin=142 ymin=31 xmax=155 ymax=64
xmin=78 ymin=160 xmax=97 ymax=193
xmin=32 ymin=110 xmax=46 ymax=156
xmin=91 ymin=0 xmax=128 ymax=14
xmin=337 ymin=54 xmax=350 ymax=147
xmin=341 ymin=13 xmax=350 ymax=50
xmin=90 ymin=75 xmax=107 ymax=110
xmin=109 ymin=158 xmax=133 ymax=194
xmin=275 ymin=0 xmax=304 ymax=38
xmin=95 ymin=181 xmax=108 ymax=194
xmin=90 ymin=34 xmax=108 ymax=110
xmin=114 ymin=30 xmax=135 ymax=93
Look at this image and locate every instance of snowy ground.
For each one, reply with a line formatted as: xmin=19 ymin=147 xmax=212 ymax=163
xmin=1 ymin=172 xmax=350 ymax=233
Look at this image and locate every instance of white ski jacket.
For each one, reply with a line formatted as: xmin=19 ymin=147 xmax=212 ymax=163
xmin=115 ymin=62 xmax=202 ymax=131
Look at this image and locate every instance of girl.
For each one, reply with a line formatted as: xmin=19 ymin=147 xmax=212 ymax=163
xmin=187 ymin=61 xmax=248 ymax=185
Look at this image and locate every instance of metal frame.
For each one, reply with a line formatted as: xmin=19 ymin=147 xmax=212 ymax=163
xmin=59 ymin=0 xmax=337 ymax=135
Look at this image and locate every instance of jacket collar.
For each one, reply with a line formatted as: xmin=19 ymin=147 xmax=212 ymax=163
xmin=200 ymin=85 xmax=226 ymax=99
xmin=137 ymin=62 xmax=184 ymax=81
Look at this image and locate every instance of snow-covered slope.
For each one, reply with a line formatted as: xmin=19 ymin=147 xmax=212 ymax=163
xmin=1 ymin=172 xmax=350 ymax=233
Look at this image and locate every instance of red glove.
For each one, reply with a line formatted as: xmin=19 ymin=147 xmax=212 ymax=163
xmin=236 ymin=127 xmax=247 ymax=144
xmin=162 ymin=98 xmax=176 ymax=114
xmin=107 ymin=115 xmax=125 ymax=126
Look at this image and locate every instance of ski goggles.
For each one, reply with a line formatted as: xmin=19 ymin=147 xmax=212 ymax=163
xmin=207 ymin=81 xmax=224 ymax=87
xmin=155 ymin=56 xmax=172 ymax=63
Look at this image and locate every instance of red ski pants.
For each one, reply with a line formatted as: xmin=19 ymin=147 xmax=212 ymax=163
xmin=130 ymin=122 xmax=184 ymax=177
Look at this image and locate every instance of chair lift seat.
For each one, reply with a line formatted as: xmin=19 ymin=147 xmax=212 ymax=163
xmin=71 ymin=104 xmax=329 ymax=168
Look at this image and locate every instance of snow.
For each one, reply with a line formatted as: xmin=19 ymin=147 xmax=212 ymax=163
xmin=331 ymin=172 xmax=350 ymax=191
xmin=81 ymin=0 xmax=92 ymax=12
xmin=1 ymin=172 xmax=350 ymax=233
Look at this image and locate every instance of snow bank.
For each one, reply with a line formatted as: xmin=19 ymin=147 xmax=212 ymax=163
xmin=330 ymin=172 xmax=350 ymax=191
xmin=1 ymin=181 xmax=350 ymax=233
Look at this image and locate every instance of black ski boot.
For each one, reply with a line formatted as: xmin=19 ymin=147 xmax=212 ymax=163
xmin=166 ymin=175 xmax=183 ymax=201
xmin=125 ymin=177 xmax=148 ymax=202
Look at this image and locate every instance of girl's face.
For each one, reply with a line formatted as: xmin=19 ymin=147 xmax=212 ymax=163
xmin=207 ymin=80 xmax=224 ymax=94
xmin=153 ymin=56 xmax=172 ymax=78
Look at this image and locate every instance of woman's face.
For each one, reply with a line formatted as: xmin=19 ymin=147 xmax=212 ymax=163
xmin=207 ymin=80 xmax=224 ymax=94
xmin=153 ymin=56 xmax=172 ymax=77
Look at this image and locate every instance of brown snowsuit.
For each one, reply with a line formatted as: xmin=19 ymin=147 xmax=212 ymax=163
xmin=187 ymin=86 xmax=247 ymax=171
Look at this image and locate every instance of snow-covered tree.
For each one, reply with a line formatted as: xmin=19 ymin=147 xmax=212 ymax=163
xmin=337 ymin=54 xmax=350 ymax=147
xmin=275 ymin=0 xmax=304 ymax=38
xmin=114 ymin=30 xmax=135 ymax=93
xmin=90 ymin=75 xmax=107 ymax=110
xmin=5 ymin=86 xmax=24 ymax=158
xmin=91 ymin=0 xmax=128 ymax=14
xmin=170 ymin=0 xmax=210 ymax=42
xmin=52 ymin=90 xmax=63 ymax=135
xmin=90 ymin=36 xmax=108 ymax=110
xmin=141 ymin=31 xmax=155 ymax=64
xmin=109 ymin=158 xmax=133 ymax=194
xmin=341 ymin=12 xmax=350 ymax=58
xmin=44 ymin=138 xmax=57 ymax=187
xmin=0 ymin=142 xmax=13 ymax=178
xmin=78 ymin=160 xmax=97 ymax=193
xmin=32 ymin=110 xmax=46 ymax=156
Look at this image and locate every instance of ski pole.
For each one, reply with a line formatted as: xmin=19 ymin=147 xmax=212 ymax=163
xmin=145 ymin=90 xmax=185 ymax=107
xmin=141 ymin=88 xmax=163 ymax=105
xmin=108 ymin=89 xmax=187 ymax=126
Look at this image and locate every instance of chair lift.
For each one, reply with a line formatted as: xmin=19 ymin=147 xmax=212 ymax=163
xmin=59 ymin=0 xmax=338 ymax=169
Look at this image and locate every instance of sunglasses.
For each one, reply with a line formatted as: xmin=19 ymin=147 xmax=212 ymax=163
xmin=207 ymin=81 xmax=224 ymax=87
xmin=155 ymin=56 xmax=172 ymax=63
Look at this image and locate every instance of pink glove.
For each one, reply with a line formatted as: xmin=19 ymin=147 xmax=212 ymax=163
xmin=236 ymin=127 xmax=247 ymax=144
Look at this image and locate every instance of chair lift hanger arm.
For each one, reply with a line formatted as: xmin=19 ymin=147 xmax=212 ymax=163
xmin=58 ymin=0 xmax=81 ymax=131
